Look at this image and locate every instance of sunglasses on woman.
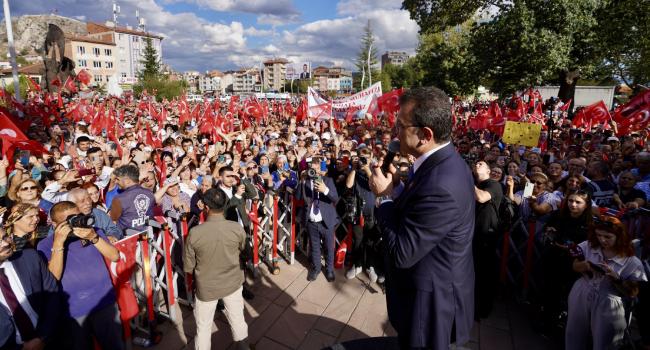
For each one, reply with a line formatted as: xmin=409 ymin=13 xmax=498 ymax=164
xmin=20 ymin=186 xmax=37 ymax=191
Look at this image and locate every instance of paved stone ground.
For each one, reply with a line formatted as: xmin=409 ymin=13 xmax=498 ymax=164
xmin=140 ymin=258 xmax=557 ymax=350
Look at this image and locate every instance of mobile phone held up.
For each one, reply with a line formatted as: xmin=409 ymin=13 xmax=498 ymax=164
xmin=78 ymin=168 xmax=96 ymax=177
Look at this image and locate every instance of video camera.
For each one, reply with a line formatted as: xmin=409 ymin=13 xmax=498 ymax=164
xmin=307 ymin=168 xmax=321 ymax=183
xmin=67 ymin=213 xmax=95 ymax=229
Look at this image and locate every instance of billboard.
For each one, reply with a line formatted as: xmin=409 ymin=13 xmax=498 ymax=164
xmin=286 ymin=62 xmax=312 ymax=80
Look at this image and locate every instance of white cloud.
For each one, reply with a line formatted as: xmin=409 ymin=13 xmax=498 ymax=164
xmin=336 ymin=0 xmax=402 ymax=16
xmin=244 ymin=26 xmax=273 ymax=37
xmin=262 ymin=44 xmax=280 ymax=53
xmin=257 ymin=13 xmax=301 ymax=26
xmin=195 ymin=0 xmax=298 ymax=15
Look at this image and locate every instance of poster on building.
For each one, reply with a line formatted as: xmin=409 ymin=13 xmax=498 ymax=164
xmin=331 ymin=82 xmax=382 ymax=119
xmin=286 ymin=62 xmax=312 ymax=80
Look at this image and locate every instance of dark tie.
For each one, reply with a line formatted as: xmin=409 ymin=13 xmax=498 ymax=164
xmin=311 ymin=180 xmax=320 ymax=215
xmin=0 ymin=267 xmax=36 ymax=342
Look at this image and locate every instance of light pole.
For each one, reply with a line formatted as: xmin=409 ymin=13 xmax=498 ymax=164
xmin=3 ymin=0 xmax=22 ymax=103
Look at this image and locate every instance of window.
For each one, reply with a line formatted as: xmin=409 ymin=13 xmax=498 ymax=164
xmin=105 ymin=61 xmax=113 ymax=69
xmin=121 ymin=73 xmax=127 ymax=78
xmin=93 ymin=47 xmax=100 ymax=56
xmin=106 ymin=75 xmax=111 ymax=82
xmin=118 ymin=34 xmax=123 ymax=40
xmin=133 ymin=36 xmax=139 ymax=42
xmin=77 ymin=46 xmax=85 ymax=55
xmin=77 ymin=59 xmax=87 ymax=67
xmin=94 ymin=75 xmax=102 ymax=82
xmin=104 ymin=49 xmax=112 ymax=56
xmin=93 ymin=61 xmax=102 ymax=68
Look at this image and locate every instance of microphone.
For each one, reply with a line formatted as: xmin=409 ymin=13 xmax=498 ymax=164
xmin=381 ymin=140 xmax=401 ymax=174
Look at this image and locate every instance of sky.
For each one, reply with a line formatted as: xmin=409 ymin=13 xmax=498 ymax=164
xmin=4 ymin=0 xmax=421 ymax=73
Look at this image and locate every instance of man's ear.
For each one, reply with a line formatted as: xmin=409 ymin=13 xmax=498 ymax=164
xmin=419 ymin=127 xmax=434 ymax=144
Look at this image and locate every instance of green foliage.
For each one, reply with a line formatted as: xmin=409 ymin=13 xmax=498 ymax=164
xmin=15 ymin=56 xmax=29 ymax=66
xmin=283 ymin=79 xmax=312 ymax=93
xmin=134 ymin=76 xmax=188 ymax=101
xmin=5 ymin=75 xmax=30 ymax=99
xmin=355 ymin=20 xmax=380 ymax=90
xmin=416 ymin=22 xmax=479 ymax=96
xmin=382 ymin=61 xmax=422 ymax=89
xmin=137 ymin=37 xmax=161 ymax=81
xmin=404 ymin=0 xmax=650 ymax=96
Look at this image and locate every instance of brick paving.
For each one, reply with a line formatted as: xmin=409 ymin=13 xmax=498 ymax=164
xmin=142 ymin=258 xmax=556 ymax=350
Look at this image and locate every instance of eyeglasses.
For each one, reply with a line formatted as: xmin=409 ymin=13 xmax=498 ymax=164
xmin=19 ymin=186 xmax=37 ymax=191
xmin=533 ymin=181 xmax=546 ymax=185
xmin=247 ymin=165 xmax=258 ymax=170
xmin=243 ymin=153 xmax=252 ymax=157
xmin=395 ymin=122 xmax=421 ymax=132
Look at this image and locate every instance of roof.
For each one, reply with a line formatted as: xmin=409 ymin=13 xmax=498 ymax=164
xmin=66 ymin=34 xmax=116 ymax=46
xmin=0 ymin=63 xmax=44 ymax=75
xmin=263 ymin=58 xmax=289 ymax=65
xmin=87 ymin=22 xmax=164 ymax=40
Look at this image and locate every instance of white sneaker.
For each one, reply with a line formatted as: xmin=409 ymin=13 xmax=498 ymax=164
xmin=367 ymin=266 xmax=378 ymax=283
xmin=346 ymin=265 xmax=362 ymax=279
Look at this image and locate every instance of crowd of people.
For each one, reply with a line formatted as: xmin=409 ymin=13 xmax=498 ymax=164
xmin=0 ymin=85 xmax=648 ymax=350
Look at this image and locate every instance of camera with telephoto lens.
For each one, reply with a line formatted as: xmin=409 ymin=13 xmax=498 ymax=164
xmin=307 ymin=168 xmax=321 ymax=183
xmin=67 ymin=214 xmax=95 ymax=229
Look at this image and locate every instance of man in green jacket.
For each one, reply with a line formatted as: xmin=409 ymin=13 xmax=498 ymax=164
xmin=183 ymin=188 xmax=250 ymax=350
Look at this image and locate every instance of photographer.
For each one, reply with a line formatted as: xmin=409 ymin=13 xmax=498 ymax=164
xmin=296 ymin=156 xmax=339 ymax=282
xmin=343 ymin=150 xmax=380 ymax=283
xmin=37 ymin=201 xmax=123 ymax=350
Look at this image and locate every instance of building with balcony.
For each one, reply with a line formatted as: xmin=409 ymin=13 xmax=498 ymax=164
xmin=199 ymin=70 xmax=223 ymax=94
xmin=233 ymin=68 xmax=261 ymax=94
xmin=381 ymin=51 xmax=409 ymax=69
xmin=87 ymin=21 xmax=163 ymax=87
xmin=65 ymin=34 xmax=117 ymax=87
xmin=262 ymin=58 xmax=288 ymax=92
xmin=311 ymin=66 xmax=353 ymax=92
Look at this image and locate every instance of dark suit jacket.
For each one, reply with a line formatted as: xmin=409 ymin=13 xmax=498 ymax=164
xmin=219 ymin=180 xmax=258 ymax=229
xmin=0 ymin=249 xmax=62 ymax=349
xmin=378 ymin=143 xmax=476 ymax=349
xmin=296 ymin=176 xmax=340 ymax=230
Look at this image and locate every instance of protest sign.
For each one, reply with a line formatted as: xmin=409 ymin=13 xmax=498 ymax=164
xmin=502 ymin=121 xmax=542 ymax=147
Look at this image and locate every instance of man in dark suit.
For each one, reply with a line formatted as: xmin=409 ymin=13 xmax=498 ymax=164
xmin=217 ymin=166 xmax=258 ymax=231
xmin=0 ymin=229 xmax=62 ymax=350
xmin=370 ymin=87 xmax=476 ymax=349
xmin=299 ymin=63 xmax=310 ymax=80
xmin=296 ymin=157 xmax=339 ymax=282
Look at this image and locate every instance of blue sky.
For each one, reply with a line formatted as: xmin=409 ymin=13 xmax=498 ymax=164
xmin=4 ymin=0 xmax=420 ymax=72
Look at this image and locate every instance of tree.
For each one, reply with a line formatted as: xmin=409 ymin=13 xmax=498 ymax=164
xmin=355 ymin=20 xmax=380 ymax=90
xmin=416 ymin=22 xmax=479 ymax=96
xmin=382 ymin=61 xmax=423 ymax=90
xmin=137 ymin=37 xmax=161 ymax=81
xmin=404 ymin=0 xmax=650 ymax=100
xmin=133 ymin=77 xmax=187 ymax=101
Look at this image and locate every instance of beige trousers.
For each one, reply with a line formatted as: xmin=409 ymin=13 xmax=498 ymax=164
xmin=194 ymin=286 xmax=248 ymax=350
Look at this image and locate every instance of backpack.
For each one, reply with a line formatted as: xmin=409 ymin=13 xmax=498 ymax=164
xmin=491 ymin=195 xmax=518 ymax=232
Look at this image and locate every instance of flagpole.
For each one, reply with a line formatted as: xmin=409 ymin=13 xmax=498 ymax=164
xmin=367 ymin=43 xmax=372 ymax=88
xmin=3 ymin=0 xmax=22 ymax=103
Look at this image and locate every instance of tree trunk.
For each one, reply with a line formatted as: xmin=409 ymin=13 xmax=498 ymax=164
xmin=557 ymin=69 xmax=580 ymax=114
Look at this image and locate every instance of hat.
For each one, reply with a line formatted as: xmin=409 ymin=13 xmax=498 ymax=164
xmin=57 ymin=155 xmax=72 ymax=169
xmin=269 ymin=132 xmax=279 ymax=139
xmin=77 ymin=121 xmax=88 ymax=126
xmin=357 ymin=143 xmax=367 ymax=150
xmin=321 ymin=132 xmax=331 ymax=140
xmin=123 ymin=123 xmax=134 ymax=129
xmin=607 ymin=136 xmax=620 ymax=142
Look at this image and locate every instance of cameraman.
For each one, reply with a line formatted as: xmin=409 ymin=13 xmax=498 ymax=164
xmin=296 ymin=156 xmax=339 ymax=282
xmin=343 ymin=151 xmax=380 ymax=283
xmin=37 ymin=201 xmax=123 ymax=350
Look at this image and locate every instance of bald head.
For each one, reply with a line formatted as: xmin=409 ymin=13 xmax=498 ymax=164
xmin=67 ymin=188 xmax=93 ymax=215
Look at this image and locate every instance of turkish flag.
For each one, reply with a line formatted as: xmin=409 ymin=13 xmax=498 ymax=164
xmin=559 ymin=98 xmax=572 ymax=112
xmin=63 ymin=76 xmax=77 ymax=93
xmin=579 ymin=100 xmax=611 ymax=130
xmin=487 ymin=102 xmax=505 ymax=135
xmin=76 ymin=69 xmax=92 ymax=86
xmin=613 ymin=89 xmax=650 ymax=124
xmin=104 ymin=234 xmax=140 ymax=322
xmin=0 ymin=111 xmax=29 ymax=157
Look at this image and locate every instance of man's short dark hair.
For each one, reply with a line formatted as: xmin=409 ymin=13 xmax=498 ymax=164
xmin=87 ymin=147 xmax=102 ymax=156
xmin=202 ymin=188 xmax=226 ymax=211
xmin=76 ymin=136 xmax=91 ymax=144
xmin=50 ymin=201 xmax=78 ymax=224
xmin=218 ymin=166 xmax=234 ymax=176
xmin=399 ymin=86 xmax=452 ymax=142
xmin=182 ymin=138 xmax=193 ymax=145
xmin=113 ymin=164 xmax=140 ymax=182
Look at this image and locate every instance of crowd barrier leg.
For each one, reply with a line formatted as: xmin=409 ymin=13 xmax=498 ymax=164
xmin=162 ymin=224 xmax=177 ymax=321
xmin=499 ymin=230 xmax=511 ymax=284
xmin=270 ymin=196 xmax=281 ymax=274
xmin=250 ymin=201 xmax=260 ymax=269
xmin=290 ymin=195 xmax=296 ymax=265
xmin=139 ymin=232 xmax=156 ymax=335
xmin=522 ymin=220 xmax=537 ymax=293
